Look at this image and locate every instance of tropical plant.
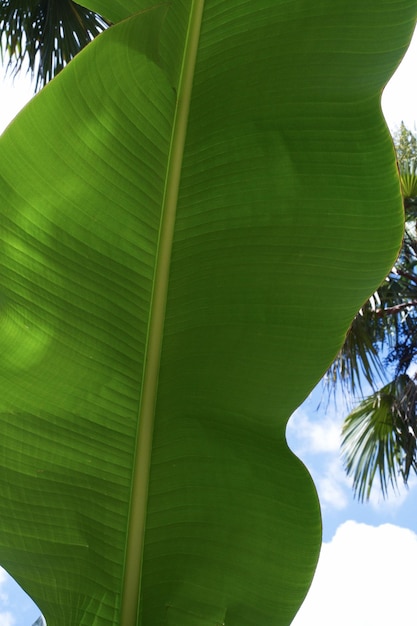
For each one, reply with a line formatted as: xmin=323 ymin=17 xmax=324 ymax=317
xmin=342 ymin=374 xmax=417 ymax=501
xmin=0 ymin=0 xmax=110 ymax=90
xmin=327 ymin=124 xmax=417 ymax=501
xmin=394 ymin=121 xmax=417 ymax=174
xmin=0 ymin=1 xmax=415 ymax=625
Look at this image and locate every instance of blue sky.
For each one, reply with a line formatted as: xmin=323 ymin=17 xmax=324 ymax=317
xmin=1 ymin=24 xmax=417 ymax=626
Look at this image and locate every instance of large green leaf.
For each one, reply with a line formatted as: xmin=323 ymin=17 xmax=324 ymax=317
xmin=0 ymin=1 xmax=415 ymax=625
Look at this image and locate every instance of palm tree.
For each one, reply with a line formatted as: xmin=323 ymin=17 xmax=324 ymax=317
xmin=327 ymin=122 xmax=417 ymax=500
xmin=0 ymin=0 xmax=111 ymax=91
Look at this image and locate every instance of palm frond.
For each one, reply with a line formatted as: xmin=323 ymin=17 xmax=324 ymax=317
xmin=325 ymin=304 xmax=386 ymax=399
xmin=401 ymin=171 xmax=417 ymax=200
xmin=0 ymin=0 xmax=111 ymax=91
xmin=341 ymin=374 xmax=417 ymax=501
xmin=324 ymin=283 xmax=401 ymax=401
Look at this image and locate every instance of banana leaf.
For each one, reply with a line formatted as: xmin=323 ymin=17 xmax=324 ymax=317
xmin=0 ymin=1 xmax=415 ymax=625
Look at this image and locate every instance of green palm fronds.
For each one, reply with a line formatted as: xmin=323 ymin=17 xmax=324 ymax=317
xmin=342 ymin=374 xmax=417 ymax=501
xmin=0 ymin=0 xmax=111 ymax=90
xmin=401 ymin=171 xmax=417 ymax=199
xmin=325 ymin=293 xmax=389 ymax=400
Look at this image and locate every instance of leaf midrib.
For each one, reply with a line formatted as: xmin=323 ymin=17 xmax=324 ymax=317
xmin=120 ymin=2 xmax=205 ymax=624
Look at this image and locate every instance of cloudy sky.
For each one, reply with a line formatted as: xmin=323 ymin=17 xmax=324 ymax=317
xmin=288 ymin=382 xmax=417 ymax=626
xmin=1 ymin=23 xmax=417 ymax=626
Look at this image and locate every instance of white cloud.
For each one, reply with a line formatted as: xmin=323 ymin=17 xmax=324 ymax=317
xmin=287 ymin=406 xmax=342 ymax=455
xmin=287 ymin=401 xmax=353 ymax=510
xmin=291 ymin=521 xmax=417 ymax=626
xmin=0 ymin=612 xmax=14 ymax=626
xmin=382 ymin=24 xmax=417 ymax=130
xmin=315 ymin=459 xmax=350 ymax=510
xmin=0 ymin=62 xmax=35 ymax=134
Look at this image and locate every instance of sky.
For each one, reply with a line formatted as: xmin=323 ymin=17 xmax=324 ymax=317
xmin=1 ymin=23 xmax=417 ymax=626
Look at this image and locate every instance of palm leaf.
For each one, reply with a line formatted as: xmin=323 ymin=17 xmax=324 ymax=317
xmin=0 ymin=0 xmax=110 ymax=90
xmin=0 ymin=1 xmax=415 ymax=624
xmin=342 ymin=374 xmax=417 ymax=501
xmin=401 ymin=171 xmax=417 ymax=199
xmin=324 ymin=295 xmax=388 ymax=399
